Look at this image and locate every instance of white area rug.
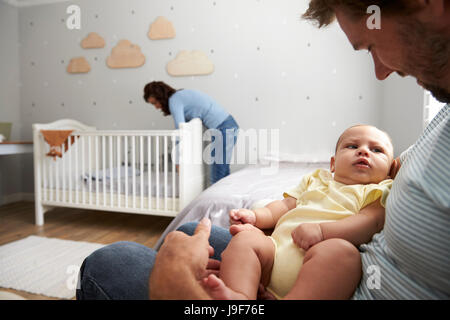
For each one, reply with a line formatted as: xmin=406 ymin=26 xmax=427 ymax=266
xmin=0 ymin=236 xmax=105 ymax=299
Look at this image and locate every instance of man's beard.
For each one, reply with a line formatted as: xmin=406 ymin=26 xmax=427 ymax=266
xmin=422 ymin=82 xmax=450 ymax=103
xmin=398 ymin=19 xmax=450 ymax=103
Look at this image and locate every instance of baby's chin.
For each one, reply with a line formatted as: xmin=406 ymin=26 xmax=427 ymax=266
xmin=334 ymin=172 xmax=389 ymax=185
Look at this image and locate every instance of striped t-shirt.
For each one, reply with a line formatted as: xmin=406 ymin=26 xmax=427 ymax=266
xmin=353 ymin=104 xmax=450 ymax=299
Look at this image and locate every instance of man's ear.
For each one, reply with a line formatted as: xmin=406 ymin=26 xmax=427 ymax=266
xmin=330 ymin=156 xmax=336 ymax=173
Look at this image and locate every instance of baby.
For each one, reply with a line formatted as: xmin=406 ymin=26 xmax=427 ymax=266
xmin=203 ymin=124 xmax=396 ymax=299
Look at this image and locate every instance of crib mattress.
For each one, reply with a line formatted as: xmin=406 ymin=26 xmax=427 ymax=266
xmin=83 ymin=171 xmax=179 ymax=198
xmin=41 ymin=188 xmax=180 ymax=216
xmin=43 ymin=171 xmax=179 ymax=199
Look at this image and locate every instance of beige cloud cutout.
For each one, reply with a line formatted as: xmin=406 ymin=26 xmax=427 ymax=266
xmin=148 ymin=16 xmax=176 ymax=40
xmin=67 ymin=57 xmax=91 ymax=74
xmin=167 ymin=50 xmax=214 ymax=76
xmin=107 ymin=40 xmax=145 ymax=69
xmin=81 ymin=32 xmax=105 ymax=49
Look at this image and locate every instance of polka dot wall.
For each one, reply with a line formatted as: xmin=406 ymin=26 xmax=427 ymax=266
xmin=15 ymin=0 xmax=380 ymax=158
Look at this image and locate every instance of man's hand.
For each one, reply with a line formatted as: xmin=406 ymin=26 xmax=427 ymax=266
xmin=229 ymin=208 xmax=257 ymax=225
xmin=149 ymin=218 xmax=214 ymax=299
xmin=291 ymin=223 xmax=324 ymax=251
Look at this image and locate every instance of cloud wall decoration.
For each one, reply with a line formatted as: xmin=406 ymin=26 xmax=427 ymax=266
xmin=107 ymin=40 xmax=145 ymax=69
xmin=81 ymin=32 xmax=105 ymax=49
xmin=167 ymin=50 xmax=214 ymax=76
xmin=148 ymin=16 xmax=176 ymax=40
xmin=67 ymin=57 xmax=91 ymax=73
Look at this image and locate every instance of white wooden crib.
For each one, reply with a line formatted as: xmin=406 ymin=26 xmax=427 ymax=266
xmin=32 ymin=118 xmax=205 ymax=226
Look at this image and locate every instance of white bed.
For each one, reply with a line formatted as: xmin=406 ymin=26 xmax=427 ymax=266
xmin=32 ymin=118 xmax=205 ymax=225
xmin=154 ymin=160 xmax=330 ymax=250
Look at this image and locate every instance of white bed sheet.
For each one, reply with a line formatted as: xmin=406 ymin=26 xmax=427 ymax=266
xmin=154 ymin=161 xmax=329 ymax=249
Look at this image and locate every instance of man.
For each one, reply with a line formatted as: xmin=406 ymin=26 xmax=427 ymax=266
xmin=77 ymin=0 xmax=449 ymax=300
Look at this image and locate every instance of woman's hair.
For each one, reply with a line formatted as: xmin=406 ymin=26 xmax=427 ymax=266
xmin=302 ymin=0 xmax=421 ymax=28
xmin=143 ymin=81 xmax=178 ymax=116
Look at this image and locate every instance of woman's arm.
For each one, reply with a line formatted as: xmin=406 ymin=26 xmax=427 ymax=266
xmin=168 ymin=97 xmax=185 ymax=129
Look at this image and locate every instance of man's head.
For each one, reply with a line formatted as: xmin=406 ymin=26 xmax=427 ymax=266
xmin=303 ymin=0 xmax=450 ymax=103
xmin=331 ymin=125 xmax=394 ymax=185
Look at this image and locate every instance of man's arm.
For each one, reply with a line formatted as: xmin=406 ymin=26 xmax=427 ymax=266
xmin=320 ymin=199 xmax=385 ymax=246
xmin=149 ymin=218 xmax=213 ymax=299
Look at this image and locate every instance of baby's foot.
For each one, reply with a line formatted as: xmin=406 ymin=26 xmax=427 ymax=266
xmin=202 ymin=274 xmax=248 ymax=300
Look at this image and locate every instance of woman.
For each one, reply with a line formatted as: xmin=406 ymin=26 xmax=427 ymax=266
xmin=143 ymin=81 xmax=239 ymax=184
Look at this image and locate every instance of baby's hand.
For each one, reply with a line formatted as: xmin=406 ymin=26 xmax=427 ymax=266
xmin=229 ymin=208 xmax=256 ymax=226
xmin=291 ymin=223 xmax=323 ymax=251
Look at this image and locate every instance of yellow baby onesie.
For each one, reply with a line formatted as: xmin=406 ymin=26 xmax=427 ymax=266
xmin=266 ymin=168 xmax=392 ymax=299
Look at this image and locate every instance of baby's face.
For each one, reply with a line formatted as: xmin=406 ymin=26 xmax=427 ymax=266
xmin=331 ymin=126 xmax=394 ymax=185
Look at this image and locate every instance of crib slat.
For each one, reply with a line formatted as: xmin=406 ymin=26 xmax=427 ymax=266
xmin=95 ymin=136 xmax=99 ymax=206
xmin=102 ymin=136 xmax=106 ymax=206
xmin=164 ymin=135 xmax=168 ymax=211
xmin=125 ymin=136 xmax=128 ymax=208
xmin=109 ymin=136 xmax=113 ymax=208
xmin=132 ymin=136 xmax=136 ymax=209
xmin=171 ymin=134 xmax=176 ymax=211
xmin=75 ymin=135 xmax=79 ymax=205
xmin=148 ymin=136 xmax=152 ymax=210
xmin=117 ymin=136 xmax=121 ymax=208
xmin=82 ymin=136 xmax=86 ymax=204
xmin=88 ymin=136 xmax=92 ymax=205
xmin=62 ymin=142 xmax=65 ymax=202
xmin=68 ymin=135 xmax=72 ymax=204
xmin=56 ymin=145 xmax=60 ymax=202
xmin=140 ymin=136 xmax=144 ymax=209
xmin=49 ymin=150 xmax=53 ymax=202
xmin=156 ymin=136 xmax=160 ymax=210
xmin=42 ymin=134 xmax=47 ymax=202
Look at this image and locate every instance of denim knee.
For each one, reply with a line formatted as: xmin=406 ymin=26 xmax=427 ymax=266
xmin=176 ymin=222 xmax=232 ymax=261
xmin=76 ymin=241 xmax=156 ymax=300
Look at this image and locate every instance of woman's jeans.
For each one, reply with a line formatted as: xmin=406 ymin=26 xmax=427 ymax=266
xmin=76 ymin=223 xmax=232 ymax=300
xmin=210 ymin=115 xmax=239 ymax=184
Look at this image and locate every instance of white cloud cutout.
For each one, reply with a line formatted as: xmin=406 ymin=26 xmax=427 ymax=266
xmin=167 ymin=50 xmax=214 ymax=76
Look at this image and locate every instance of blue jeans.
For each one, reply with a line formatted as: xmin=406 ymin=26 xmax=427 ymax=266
xmin=210 ymin=115 xmax=239 ymax=184
xmin=76 ymin=223 xmax=232 ymax=300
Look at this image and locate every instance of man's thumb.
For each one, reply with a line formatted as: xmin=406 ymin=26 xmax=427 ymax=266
xmin=194 ymin=217 xmax=211 ymax=239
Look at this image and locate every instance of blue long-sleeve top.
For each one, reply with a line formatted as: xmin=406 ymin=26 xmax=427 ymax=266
xmin=168 ymin=89 xmax=229 ymax=129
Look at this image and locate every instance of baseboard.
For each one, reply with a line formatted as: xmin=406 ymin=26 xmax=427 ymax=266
xmin=0 ymin=193 xmax=34 ymax=206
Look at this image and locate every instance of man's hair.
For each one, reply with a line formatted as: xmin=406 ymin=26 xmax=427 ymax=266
xmin=143 ymin=81 xmax=178 ymax=116
xmin=335 ymin=124 xmax=394 ymax=155
xmin=302 ymin=0 xmax=421 ymax=28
